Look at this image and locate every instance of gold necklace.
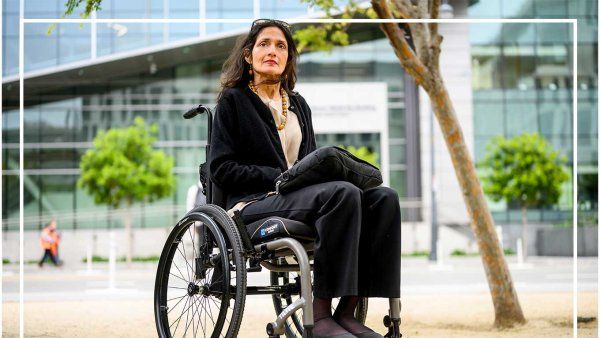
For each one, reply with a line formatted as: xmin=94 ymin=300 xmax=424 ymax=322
xmin=248 ymin=81 xmax=288 ymax=131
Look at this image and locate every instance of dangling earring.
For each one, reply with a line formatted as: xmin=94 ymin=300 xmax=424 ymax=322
xmin=248 ymin=64 xmax=253 ymax=76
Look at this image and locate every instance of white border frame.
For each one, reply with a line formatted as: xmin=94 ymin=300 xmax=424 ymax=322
xmin=13 ymin=14 xmax=580 ymax=338
xmin=0 ymin=0 xmax=3 ymax=334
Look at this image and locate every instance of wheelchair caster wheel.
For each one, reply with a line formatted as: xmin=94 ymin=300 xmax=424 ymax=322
xmin=383 ymin=315 xmax=401 ymax=338
xmin=267 ymin=322 xmax=279 ymax=337
xmin=383 ymin=315 xmax=391 ymax=327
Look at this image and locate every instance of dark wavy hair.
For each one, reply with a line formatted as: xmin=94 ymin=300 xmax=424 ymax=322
xmin=218 ymin=19 xmax=299 ymax=100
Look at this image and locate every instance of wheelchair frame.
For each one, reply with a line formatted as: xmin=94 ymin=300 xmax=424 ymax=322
xmin=154 ymin=105 xmax=402 ymax=338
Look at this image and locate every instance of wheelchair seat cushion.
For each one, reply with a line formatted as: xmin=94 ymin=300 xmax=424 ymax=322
xmin=246 ymin=216 xmax=315 ymax=244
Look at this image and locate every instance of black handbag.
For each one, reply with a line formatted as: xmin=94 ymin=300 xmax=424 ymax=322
xmin=274 ymin=146 xmax=382 ymax=194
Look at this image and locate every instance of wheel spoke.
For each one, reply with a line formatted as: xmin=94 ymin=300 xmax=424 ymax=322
xmin=202 ymin=296 xmax=216 ymax=325
xmin=192 ymin=296 xmax=199 ymax=338
xmin=203 ymin=297 xmax=210 ymax=338
xmin=167 ymin=293 xmax=187 ymax=303
xmin=195 ymin=297 xmax=206 ymax=338
xmin=167 ymin=292 xmax=189 ymax=316
xmin=181 ymin=225 xmax=196 ymax=280
xmin=177 ymin=245 xmax=192 ymax=282
xmin=182 ymin=296 xmax=194 ymax=338
xmin=189 ymin=224 xmax=198 ymax=266
xmin=182 ymin=295 xmax=198 ymax=338
xmin=171 ymin=259 xmax=189 ymax=284
xmin=211 ymin=273 xmax=223 ymax=286
xmin=207 ymin=263 xmax=215 ymax=284
xmin=170 ymin=296 xmax=190 ymax=334
xmin=169 ymin=272 xmax=188 ymax=284
xmin=202 ymin=297 xmax=208 ymax=338
xmin=218 ymin=298 xmax=232 ymax=328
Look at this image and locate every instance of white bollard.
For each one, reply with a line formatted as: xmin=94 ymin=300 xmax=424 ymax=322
xmin=109 ymin=231 xmax=117 ymax=290
xmin=436 ymin=239 xmax=444 ymax=267
xmin=86 ymin=243 xmax=93 ymax=273
xmin=516 ymin=238 xmax=524 ymax=267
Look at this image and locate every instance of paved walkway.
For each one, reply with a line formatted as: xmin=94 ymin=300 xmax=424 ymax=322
xmin=2 ymin=257 xmax=597 ymax=336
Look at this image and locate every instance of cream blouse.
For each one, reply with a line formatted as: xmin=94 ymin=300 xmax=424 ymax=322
xmin=265 ymin=91 xmax=302 ymax=169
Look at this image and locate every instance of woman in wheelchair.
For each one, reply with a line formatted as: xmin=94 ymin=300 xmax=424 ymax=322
xmin=208 ymin=19 xmax=402 ymax=338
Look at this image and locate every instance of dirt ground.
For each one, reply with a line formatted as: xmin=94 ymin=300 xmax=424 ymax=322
xmin=3 ymin=292 xmax=597 ymax=337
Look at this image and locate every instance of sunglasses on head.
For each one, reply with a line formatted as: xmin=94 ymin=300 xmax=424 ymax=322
xmin=251 ymin=19 xmax=291 ymax=30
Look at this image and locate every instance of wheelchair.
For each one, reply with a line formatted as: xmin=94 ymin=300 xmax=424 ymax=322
xmin=154 ymin=105 xmax=402 ymax=338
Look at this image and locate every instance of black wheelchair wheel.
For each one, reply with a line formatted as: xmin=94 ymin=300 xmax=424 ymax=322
xmin=270 ymin=258 xmax=368 ymax=338
xmin=154 ymin=205 xmax=247 ymax=338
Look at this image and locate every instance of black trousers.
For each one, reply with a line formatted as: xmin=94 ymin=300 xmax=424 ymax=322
xmin=39 ymin=249 xmax=59 ymax=266
xmin=240 ymin=181 xmax=401 ymax=299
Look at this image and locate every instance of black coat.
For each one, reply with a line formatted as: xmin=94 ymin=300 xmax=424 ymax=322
xmin=209 ymin=86 xmax=317 ymax=209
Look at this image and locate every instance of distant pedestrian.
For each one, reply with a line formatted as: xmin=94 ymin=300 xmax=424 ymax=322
xmin=38 ymin=219 xmax=62 ymax=267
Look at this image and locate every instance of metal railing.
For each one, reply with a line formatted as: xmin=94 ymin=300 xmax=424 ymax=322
xmin=2 ymin=204 xmax=186 ymax=231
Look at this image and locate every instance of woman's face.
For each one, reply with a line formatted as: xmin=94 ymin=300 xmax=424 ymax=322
xmin=246 ymin=26 xmax=289 ymax=79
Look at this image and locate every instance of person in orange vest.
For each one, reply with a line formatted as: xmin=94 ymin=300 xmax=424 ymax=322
xmin=38 ymin=219 xmax=62 ymax=267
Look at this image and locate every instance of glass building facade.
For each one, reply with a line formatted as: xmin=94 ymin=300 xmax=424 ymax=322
xmin=2 ymin=0 xmax=597 ymax=232
xmin=2 ymin=9 xmax=412 ymax=231
xmin=3 ymin=0 xmax=310 ymax=75
xmin=469 ymin=0 xmax=597 ymax=225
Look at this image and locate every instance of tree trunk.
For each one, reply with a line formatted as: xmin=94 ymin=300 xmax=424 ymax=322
xmin=362 ymin=0 xmax=525 ymax=328
xmin=124 ymin=202 xmax=133 ymax=267
xmin=521 ymin=206 xmax=528 ymax=260
xmin=427 ymin=85 xmax=526 ymax=327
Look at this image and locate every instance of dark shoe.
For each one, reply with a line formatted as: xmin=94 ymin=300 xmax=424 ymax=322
xmin=313 ymin=316 xmax=358 ymax=338
xmin=354 ymin=330 xmax=383 ymax=338
xmin=312 ymin=333 xmax=357 ymax=338
xmin=333 ymin=314 xmax=381 ymax=338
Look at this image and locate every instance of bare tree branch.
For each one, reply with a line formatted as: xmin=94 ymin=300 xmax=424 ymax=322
xmin=390 ymin=0 xmax=417 ymax=18
xmin=389 ymin=0 xmax=432 ymax=75
xmin=415 ymin=0 xmax=429 ymax=18
xmin=408 ymin=22 xmax=431 ymax=65
xmin=429 ymin=0 xmax=440 ymax=36
xmin=426 ymin=0 xmax=443 ymax=70
xmin=429 ymin=34 xmax=443 ymax=75
xmin=371 ymin=0 xmax=431 ymax=87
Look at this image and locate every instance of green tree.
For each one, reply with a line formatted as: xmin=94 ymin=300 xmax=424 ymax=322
xmin=479 ymin=133 xmax=569 ymax=259
xmin=78 ymin=117 xmax=176 ymax=265
xmin=64 ymin=0 xmax=101 ymax=17
xmin=340 ymin=145 xmax=380 ymax=168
